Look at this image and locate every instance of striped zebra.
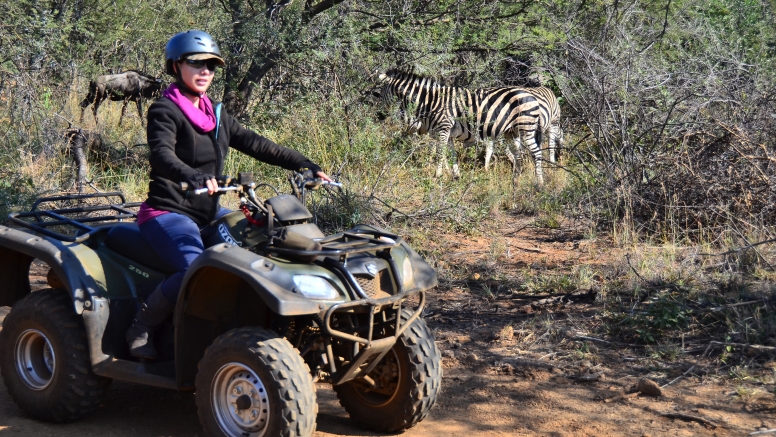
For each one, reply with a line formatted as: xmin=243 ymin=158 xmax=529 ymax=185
xmin=483 ymin=86 xmax=563 ymax=171
xmin=377 ymin=69 xmax=546 ymax=183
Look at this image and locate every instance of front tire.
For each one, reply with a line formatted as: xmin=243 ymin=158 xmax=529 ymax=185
xmin=195 ymin=327 xmax=317 ymax=437
xmin=0 ymin=289 xmax=111 ymax=422
xmin=334 ymin=311 xmax=442 ymax=432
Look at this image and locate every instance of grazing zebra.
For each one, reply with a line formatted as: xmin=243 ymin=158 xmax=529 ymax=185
xmin=483 ymin=86 xmax=563 ymax=171
xmin=377 ymin=69 xmax=546 ymax=183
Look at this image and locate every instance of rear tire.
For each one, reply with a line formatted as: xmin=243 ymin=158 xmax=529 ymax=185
xmin=195 ymin=327 xmax=317 ymax=437
xmin=334 ymin=311 xmax=442 ymax=432
xmin=0 ymin=289 xmax=111 ymax=422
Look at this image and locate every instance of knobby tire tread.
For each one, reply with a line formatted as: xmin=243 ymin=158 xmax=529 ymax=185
xmin=195 ymin=326 xmax=317 ymax=437
xmin=0 ymin=289 xmax=111 ymax=422
xmin=334 ymin=310 xmax=442 ymax=432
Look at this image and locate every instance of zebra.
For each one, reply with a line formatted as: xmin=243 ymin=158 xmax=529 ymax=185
xmin=376 ymin=69 xmax=546 ymax=183
xmin=483 ymin=86 xmax=563 ymax=171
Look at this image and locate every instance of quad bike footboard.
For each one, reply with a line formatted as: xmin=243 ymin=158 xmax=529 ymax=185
xmin=323 ymin=289 xmax=426 ymax=385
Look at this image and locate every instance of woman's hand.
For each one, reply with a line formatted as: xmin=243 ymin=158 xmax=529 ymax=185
xmin=316 ymin=171 xmax=333 ymax=182
xmin=185 ymin=173 xmax=218 ymax=194
xmin=205 ymin=177 xmax=219 ymax=195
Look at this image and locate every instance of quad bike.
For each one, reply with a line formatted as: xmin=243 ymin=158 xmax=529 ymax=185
xmin=0 ymin=171 xmax=442 ymax=436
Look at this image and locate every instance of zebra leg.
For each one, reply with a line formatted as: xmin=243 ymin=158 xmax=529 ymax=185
xmin=522 ymin=130 xmax=543 ymax=185
xmin=549 ymin=124 xmax=560 ymax=164
xmin=436 ymin=131 xmax=450 ymax=178
xmin=503 ymin=131 xmax=521 ymax=171
xmin=507 ymin=137 xmax=522 ymax=181
xmin=484 ymin=139 xmax=494 ymax=171
xmin=505 ymin=141 xmax=517 ymax=168
xmin=450 ymin=139 xmax=460 ymax=179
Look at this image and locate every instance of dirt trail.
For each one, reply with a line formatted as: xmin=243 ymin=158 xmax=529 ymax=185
xmin=1 ymin=223 xmax=774 ymax=436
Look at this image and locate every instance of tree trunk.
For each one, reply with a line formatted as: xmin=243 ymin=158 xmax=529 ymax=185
xmin=67 ymin=129 xmax=89 ymax=194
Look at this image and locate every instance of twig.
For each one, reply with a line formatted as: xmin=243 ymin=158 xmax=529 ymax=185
xmin=513 ymin=245 xmax=545 ymax=254
xmin=708 ymin=300 xmax=766 ymax=312
xmin=87 ymin=180 xmax=103 ymax=193
xmin=697 ymin=237 xmax=776 ymax=256
xmin=570 ymin=371 xmax=605 ymax=382
xmin=661 ymin=364 xmax=695 ymax=388
xmin=572 ymin=335 xmax=646 ymax=348
xmin=660 ymin=412 xmax=718 ymax=429
xmin=504 ymin=222 xmax=532 ymax=236
xmin=625 ymin=254 xmax=651 ymax=284
xmin=751 ymin=429 xmax=776 ymax=436
xmin=708 ymin=341 xmax=776 ymax=351
xmin=604 ymin=391 xmax=640 ymax=403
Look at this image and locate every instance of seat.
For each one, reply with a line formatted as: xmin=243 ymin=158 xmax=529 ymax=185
xmin=104 ymin=224 xmax=178 ymax=274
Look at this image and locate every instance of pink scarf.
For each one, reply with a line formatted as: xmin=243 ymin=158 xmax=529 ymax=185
xmin=162 ymin=83 xmax=216 ymax=133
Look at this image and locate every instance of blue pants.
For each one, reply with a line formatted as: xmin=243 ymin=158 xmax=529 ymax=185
xmin=139 ymin=208 xmax=231 ymax=303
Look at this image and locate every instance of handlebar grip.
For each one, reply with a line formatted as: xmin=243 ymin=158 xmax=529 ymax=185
xmin=180 ymin=182 xmax=209 ymax=195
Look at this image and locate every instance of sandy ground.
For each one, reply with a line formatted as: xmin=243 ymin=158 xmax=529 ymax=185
xmin=1 ymin=221 xmax=774 ymax=436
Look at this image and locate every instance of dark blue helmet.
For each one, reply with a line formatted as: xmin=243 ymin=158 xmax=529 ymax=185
xmin=164 ymin=30 xmax=225 ymax=75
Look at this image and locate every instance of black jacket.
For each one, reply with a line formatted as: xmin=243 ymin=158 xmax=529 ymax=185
xmin=145 ymin=97 xmax=318 ymax=226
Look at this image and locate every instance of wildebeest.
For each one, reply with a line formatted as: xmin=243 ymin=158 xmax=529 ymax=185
xmin=79 ymin=70 xmax=164 ymax=126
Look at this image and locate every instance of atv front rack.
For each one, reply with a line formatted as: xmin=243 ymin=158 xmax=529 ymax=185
xmin=321 ymin=288 xmax=425 ymax=385
xmin=8 ymin=192 xmax=140 ymax=243
xmin=264 ymin=229 xmax=403 ymax=260
xmin=274 ymin=227 xmax=427 ymax=385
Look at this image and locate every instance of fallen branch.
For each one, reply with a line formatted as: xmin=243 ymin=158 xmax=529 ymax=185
xmin=503 ymin=223 xmax=533 ymax=236
xmin=703 ymin=341 xmax=776 ymax=357
xmin=604 ymin=391 xmax=640 ymax=403
xmin=751 ymin=429 xmax=776 ymax=436
xmin=708 ymin=300 xmax=769 ymax=312
xmin=661 ymin=364 xmax=696 ymax=388
xmin=697 ymin=237 xmax=776 ymax=256
xmin=625 ymin=254 xmax=652 ymax=284
xmin=572 ymin=335 xmax=646 ymax=348
xmin=572 ymin=371 xmax=605 ymax=382
xmin=512 ymin=245 xmax=545 ymax=254
xmin=660 ymin=412 xmax=718 ymax=429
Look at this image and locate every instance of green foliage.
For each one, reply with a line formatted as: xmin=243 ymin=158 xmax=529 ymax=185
xmin=0 ymin=0 xmax=774 ymax=245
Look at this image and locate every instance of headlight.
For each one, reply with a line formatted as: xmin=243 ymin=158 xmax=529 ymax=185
xmin=293 ymin=275 xmax=340 ymax=300
xmin=401 ymin=256 xmax=414 ymax=287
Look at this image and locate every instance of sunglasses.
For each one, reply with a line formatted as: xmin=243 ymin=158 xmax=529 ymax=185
xmin=184 ymin=59 xmax=220 ymax=71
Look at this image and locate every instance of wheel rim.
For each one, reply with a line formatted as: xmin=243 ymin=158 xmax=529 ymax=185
xmin=15 ymin=329 xmax=56 ymax=390
xmin=211 ymin=362 xmax=271 ymax=437
xmin=350 ymin=349 xmax=401 ymax=406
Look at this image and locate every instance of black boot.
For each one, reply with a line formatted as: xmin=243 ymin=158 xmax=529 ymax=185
xmin=125 ymin=286 xmax=175 ymax=359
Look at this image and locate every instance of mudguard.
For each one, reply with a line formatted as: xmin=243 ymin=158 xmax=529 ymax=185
xmin=0 ymin=226 xmax=105 ymax=313
xmin=351 ymin=224 xmax=438 ymax=291
xmin=178 ymin=243 xmax=323 ymax=318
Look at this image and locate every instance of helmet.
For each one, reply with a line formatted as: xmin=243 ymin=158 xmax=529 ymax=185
xmin=164 ymin=30 xmax=225 ymax=75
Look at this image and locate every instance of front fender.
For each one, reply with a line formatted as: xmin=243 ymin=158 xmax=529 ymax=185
xmin=178 ymin=243 xmax=322 ymax=317
xmin=350 ymin=224 xmax=438 ymax=291
xmin=0 ymin=226 xmax=105 ymax=313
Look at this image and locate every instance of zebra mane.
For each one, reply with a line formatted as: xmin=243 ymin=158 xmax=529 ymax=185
xmin=383 ymin=68 xmax=441 ymax=87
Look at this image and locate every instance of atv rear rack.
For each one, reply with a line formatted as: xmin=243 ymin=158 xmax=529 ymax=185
xmin=8 ymin=192 xmax=140 ymax=243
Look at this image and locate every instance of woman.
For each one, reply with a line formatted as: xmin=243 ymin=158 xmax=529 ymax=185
xmin=126 ymin=30 xmax=331 ymax=359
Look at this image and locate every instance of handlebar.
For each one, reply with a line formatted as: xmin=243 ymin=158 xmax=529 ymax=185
xmin=179 ymin=172 xmax=341 ymax=196
xmin=188 ymin=186 xmax=241 ymax=195
xmin=306 ymin=180 xmax=343 ymax=189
